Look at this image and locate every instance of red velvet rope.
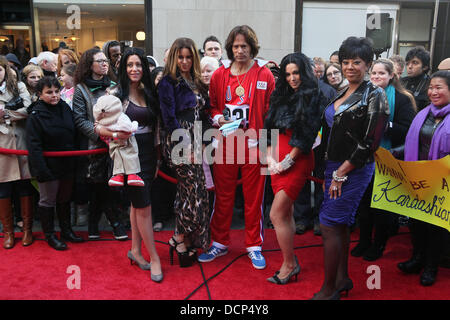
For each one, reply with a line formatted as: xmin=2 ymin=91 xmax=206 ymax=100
xmin=0 ymin=147 xmax=323 ymax=185
xmin=0 ymin=147 xmax=108 ymax=157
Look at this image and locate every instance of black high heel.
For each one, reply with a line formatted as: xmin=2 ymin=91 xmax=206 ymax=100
xmin=310 ymin=290 xmax=341 ymax=300
xmin=267 ymin=256 xmax=301 ymax=285
xmin=336 ymin=278 xmax=353 ymax=296
xmin=169 ymin=237 xmax=194 ymax=268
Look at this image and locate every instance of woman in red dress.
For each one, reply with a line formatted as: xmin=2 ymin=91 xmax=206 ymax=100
xmin=264 ymin=52 xmax=327 ymax=284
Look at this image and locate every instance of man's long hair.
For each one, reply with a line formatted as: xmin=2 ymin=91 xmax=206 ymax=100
xmin=225 ymin=25 xmax=260 ymax=61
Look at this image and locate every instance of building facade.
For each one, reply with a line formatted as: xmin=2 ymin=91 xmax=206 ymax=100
xmin=0 ymin=0 xmax=448 ymax=70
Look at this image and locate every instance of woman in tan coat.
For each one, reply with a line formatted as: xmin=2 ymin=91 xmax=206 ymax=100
xmin=0 ymin=56 xmax=32 ymax=249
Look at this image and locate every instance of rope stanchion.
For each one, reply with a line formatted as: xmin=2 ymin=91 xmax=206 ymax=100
xmin=158 ymin=170 xmax=323 ymax=186
xmin=157 ymin=170 xmax=178 ymax=184
xmin=0 ymin=147 xmax=108 ymax=157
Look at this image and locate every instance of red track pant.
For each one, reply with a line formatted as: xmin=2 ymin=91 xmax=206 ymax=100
xmin=210 ymin=144 xmax=266 ymax=251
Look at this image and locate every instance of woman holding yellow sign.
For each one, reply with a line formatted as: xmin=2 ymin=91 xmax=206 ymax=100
xmin=398 ymin=70 xmax=450 ymax=286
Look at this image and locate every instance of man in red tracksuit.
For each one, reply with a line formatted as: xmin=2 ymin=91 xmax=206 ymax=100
xmin=198 ymin=25 xmax=275 ymax=269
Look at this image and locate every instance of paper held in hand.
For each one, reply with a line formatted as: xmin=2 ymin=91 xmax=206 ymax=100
xmin=219 ymin=119 xmax=242 ymax=137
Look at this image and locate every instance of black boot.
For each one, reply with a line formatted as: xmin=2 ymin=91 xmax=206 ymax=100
xmin=363 ymin=209 xmax=390 ymax=261
xmin=104 ymin=207 xmax=128 ymax=241
xmin=420 ymin=266 xmax=438 ymax=286
xmin=397 ymin=252 xmax=424 ymax=274
xmin=351 ymin=241 xmax=372 ymax=257
xmin=352 ymin=183 xmax=373 ymax=257
xmin=363 ymin=243 xmax=385 ymax=261
xmin=39 ymin=206 xmax=67 ymax=251
xmin=398 ymin=219 xmax=425 ymax=273
xmin=88 ymin=202 xmax=102 ymax=240
xmin=56 ymin=203 xmax=84 ymax=243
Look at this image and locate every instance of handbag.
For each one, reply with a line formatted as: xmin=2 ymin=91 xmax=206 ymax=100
xmin=5 ymin=96 xmax=24 ymax=111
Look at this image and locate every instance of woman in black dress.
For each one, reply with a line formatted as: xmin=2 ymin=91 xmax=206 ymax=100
xmin=106 ymin=47 xmax=163 ymax=282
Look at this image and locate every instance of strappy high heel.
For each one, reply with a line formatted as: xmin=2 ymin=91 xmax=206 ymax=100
xmin=169 ymin=236 xmax=195 ymax=268
xmin=267 ymin=256 xmax=301 ymax=285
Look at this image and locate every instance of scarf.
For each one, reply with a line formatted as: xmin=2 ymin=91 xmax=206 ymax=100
xmin=43 ymin=69 xmax=56 ymax=78
xmin=404 ymin=103 xmax=450 ymax=161
xmin=84 ymin=76 xmax=111 ymax=91
xmin=0 ymin=81 xmax=6 ymax=95
xmin=380 ymin=85 xmax=396 ymax=149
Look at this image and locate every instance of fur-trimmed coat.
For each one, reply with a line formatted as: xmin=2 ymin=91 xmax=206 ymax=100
xmin=264 ymin=86 xmax=328 ymax=153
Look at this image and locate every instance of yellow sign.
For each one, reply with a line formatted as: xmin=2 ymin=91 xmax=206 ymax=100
xmin=371 ymin=148 xmax=450 ymax=232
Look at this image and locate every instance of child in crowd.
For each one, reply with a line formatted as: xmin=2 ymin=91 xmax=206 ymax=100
xmin=93 ymin=94 xmax=144 ymax=187
xmin=59 ymin=63 xmax=76 ymax=109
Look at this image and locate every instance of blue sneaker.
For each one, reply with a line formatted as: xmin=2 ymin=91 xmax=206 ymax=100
xmin=198 ymin=245 xmax=228 ymax=262
xmin=248 ymin=250 xmax=266 ymax=269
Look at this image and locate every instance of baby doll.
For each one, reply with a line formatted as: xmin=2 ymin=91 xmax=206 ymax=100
xmin=93 ymin=94 xmax=144 ymax=187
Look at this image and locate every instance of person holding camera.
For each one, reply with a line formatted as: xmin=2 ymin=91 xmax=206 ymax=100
xmin=0 ymin=55 xmax=33 ymax=249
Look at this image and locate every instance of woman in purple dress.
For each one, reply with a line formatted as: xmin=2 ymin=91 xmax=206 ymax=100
xmin=312 ymin=37 xmax=389 ymax=300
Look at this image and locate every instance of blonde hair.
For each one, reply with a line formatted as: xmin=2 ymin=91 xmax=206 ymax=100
xmin=313 ymin=57 xmax=326 ymax=66
xmin=371 ymin=58 xmax=417 ymax=111
xmin=200 ymin=56 xmax=219 ymax=71
xmin=57 ymin=49 xmax=79 ymax=76
xmin=164 ymin=37 xmax=207 ymax=95
xmin=389 ymin=54 xmax=405 ymax=70
xmin=22 ymin=64 xmax=44 ymax=92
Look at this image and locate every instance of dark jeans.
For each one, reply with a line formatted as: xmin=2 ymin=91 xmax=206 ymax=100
xmin=72 ymin=181 xmax=90 ymax=205
xmin=0 ymin=179 xmax=34 ymax=199
xmin=151 ymin=164 xmax=176 ymax=223
xmin=409 ymin=218 xmax=447 ymax=267
xmin=0 ymin=179 xmax=35 ymax=223
xmin=293 ymin=180 xmax=324 ymax=227
xmin=356 ymin=177 xmax=398 ymax=247
xmin=88 ymin=182 xmax=122 ymax=226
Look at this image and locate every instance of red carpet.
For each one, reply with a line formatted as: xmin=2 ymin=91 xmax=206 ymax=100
xmin=0 ymin=227 xmax=449 ymax=300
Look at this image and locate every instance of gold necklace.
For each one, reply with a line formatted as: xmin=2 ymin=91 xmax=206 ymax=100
xmin=234 ymin=61 xmax=253 ymax=97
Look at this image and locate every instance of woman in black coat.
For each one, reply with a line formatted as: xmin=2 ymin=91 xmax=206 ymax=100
xmin=351 ymin=59 xmax=416 ymax=261
xmin=26 ymin=76 xmax=83 ymax=250
xmin=72 ymin=47 xmax=128 ymax=241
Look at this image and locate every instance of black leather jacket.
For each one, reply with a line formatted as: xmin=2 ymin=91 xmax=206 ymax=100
xmin=322 ymin=81 xmax=389 ymax=168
